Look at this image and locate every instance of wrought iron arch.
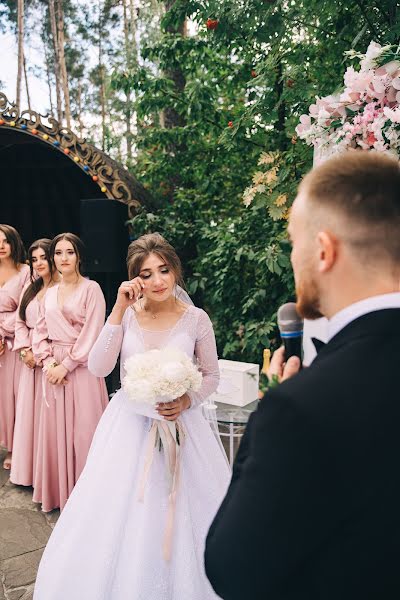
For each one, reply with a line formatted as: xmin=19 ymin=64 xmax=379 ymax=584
xmin=0 ymin=92 xmax=153 ymax=216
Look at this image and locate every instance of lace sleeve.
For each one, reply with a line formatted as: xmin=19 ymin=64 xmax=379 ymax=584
xmin=87 ymin=306 xmax=133 ymax=377
xmin=187 ymin=310 xmax=220 ymax=409
xmin=88 ymin=320 xmax=124 ymax=378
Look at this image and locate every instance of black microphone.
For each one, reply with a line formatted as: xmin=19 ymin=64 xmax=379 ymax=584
xmin=277 ymin=302 xmax=303 ymax=362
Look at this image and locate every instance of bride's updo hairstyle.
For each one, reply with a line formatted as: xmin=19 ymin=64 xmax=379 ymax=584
xmin=127 ymin=233 xmax=184 ymax=288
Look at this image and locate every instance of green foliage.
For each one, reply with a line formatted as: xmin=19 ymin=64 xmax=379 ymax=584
xmin=3 ymin=0 xmax=396 ymax=363
xmin=112 ymin=0 xmax=400 ymax=364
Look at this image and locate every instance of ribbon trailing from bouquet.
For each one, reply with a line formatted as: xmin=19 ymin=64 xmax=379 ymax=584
xmin=138 ymin=418 xmax=185 ymax=561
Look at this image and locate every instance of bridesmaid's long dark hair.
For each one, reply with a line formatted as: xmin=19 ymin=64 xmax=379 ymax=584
xmin=19 ymin=239 xmax=53 ymax=322
xmin=0 ymin=224 xmax=26 ymax=265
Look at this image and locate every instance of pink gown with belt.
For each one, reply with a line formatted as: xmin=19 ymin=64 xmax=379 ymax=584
xmin=0 ymin=264 xmax=30 ymax=451
xmin=32 ymin=278 xmax=109 ymax=511
xmin=11 ymin=293 xmax=43 ymax=486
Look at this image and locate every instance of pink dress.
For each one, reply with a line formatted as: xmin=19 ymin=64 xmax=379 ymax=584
xmin=0 ymin=264 xmax=30 ymax=451
xmin=11 ymin=293 xmax=43 ymax=486
xmin=32 ymin=278 xmax=109 ymax=511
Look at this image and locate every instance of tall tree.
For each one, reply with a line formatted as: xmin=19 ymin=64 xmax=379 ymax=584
xmin=122 ymin=0 xmax=137 ymax=164
xmin=55 ymin=0 xmax=71 ymax=126
xmin=98 ymin=0 xmax=107 ymax=149
xmin=42 ymin=18 xmax=55 ymax=116
xmin=162 ymin=0 xmax=186 ymax=131
xmin=23 ymin=57 xmax=31 ymax=110
xmin=48 ymin=0 xmax=63 ymax=121
xmin=16 ymin=0 xmax=24 ymax=110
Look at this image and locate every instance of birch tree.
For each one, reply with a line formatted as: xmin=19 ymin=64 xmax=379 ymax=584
xmin=16 ymin=0 xmax=24 ymax=110
xmin=48 ymin=0 xmax=62 ymax=121
xmin=55 ymin=0 xmax=71 ymax=127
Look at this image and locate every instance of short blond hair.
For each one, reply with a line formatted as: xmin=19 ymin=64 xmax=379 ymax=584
xmin=299 ymin=151 xmax=400 ymax=263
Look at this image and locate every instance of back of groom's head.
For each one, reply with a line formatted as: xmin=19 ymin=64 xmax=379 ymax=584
xmin=299 ymin=151 xmax=400 ymax=267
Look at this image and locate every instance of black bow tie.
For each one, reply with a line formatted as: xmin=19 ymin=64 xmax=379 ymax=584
xmin=311 ymin=337 xmax=326 ymax=354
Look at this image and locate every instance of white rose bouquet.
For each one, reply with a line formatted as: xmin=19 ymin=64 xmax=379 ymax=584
xmin=123 ymin=347 xmax=202 ymax=406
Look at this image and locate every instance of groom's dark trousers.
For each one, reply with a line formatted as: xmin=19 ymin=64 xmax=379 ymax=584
xmin=205 ymin=309 xmax=400 ymax=600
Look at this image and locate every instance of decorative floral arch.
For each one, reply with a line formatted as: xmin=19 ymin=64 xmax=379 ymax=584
xmin=296 ymin=42 xmax=400 ymax=161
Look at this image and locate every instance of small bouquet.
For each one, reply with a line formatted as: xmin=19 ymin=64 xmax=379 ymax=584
xmin=123 ymin=347 xmax=202 ymax=406
xmin=296 ymin=41 xmax=400 ymax=161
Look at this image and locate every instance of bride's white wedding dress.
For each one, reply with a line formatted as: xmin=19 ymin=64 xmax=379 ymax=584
xmin=34 ymin=304 xmax=230 ymax=600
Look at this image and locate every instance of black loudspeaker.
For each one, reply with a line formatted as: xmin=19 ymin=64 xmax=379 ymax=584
xmin=80 ymin=199 xmax=129 ymax=273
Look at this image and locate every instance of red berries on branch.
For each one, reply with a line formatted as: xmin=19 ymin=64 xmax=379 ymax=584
xmin=228 ymin=121 xmax=233 ymax=128
xmin=206 ymin=18 xmax=219 ymax=30
xmin=251 ymin=70 xmax=257 ymax=78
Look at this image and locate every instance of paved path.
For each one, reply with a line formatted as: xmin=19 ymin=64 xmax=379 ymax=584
xmin=0 ymin=448 xmax=59 ymax=600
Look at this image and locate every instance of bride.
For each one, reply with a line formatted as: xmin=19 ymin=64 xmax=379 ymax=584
xmin=34 ymin=233 xmax=230 ymax=600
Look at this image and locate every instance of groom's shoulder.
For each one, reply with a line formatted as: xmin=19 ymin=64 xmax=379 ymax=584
xmin=274 ymin=341 xmax=364 ymax=409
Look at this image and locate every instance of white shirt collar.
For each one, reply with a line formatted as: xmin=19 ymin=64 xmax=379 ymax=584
xmin=328 ymin=293 xmax=400 ymax=341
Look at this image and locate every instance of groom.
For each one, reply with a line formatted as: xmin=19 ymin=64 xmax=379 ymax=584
xmin=205 ymin=151 xmax=400 ymax=600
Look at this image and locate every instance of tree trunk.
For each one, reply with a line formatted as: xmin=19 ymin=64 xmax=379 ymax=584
xmin=16 ymin=0 xmax=24 ymax=111
xmin=160 ymin=0 xmax=187 ymax=198
xmin=162 ymin=0 xmax=186 ymax=130
xmin=98 ymin=1 xmax=106 ymax=151
xmin=129 ymin=0 xmax=139 ymax=64
xmin=23 ymin=57 xmax=31 ymax=111
xmin=123 ymin=0 xmax=136 ymax=165
xmin=56 ymin=0 xmax=71 ymax=128
xmin=43 ymin=25 xmax=55 ymax=116
xmin=49 ymin=0 xmax=63 ymax=122
xmin=76 ymin=81 xmax=85 ymax=136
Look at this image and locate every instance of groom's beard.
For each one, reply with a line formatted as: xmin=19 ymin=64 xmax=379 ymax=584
xmin=295 ymin=270 xmax=324 ymax=320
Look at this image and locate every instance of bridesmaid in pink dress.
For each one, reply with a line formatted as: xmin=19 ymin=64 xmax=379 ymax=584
xmin=11 ymin=239 xmax=61 ymax=487
xmin=33 ymin=233 xmax=109 ymax=511
xmin=0 ymin=224 xmax=29 ymax=470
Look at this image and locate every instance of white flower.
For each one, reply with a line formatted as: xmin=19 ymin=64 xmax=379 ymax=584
xmin=123 ymin=347 xmax=202 ymax=405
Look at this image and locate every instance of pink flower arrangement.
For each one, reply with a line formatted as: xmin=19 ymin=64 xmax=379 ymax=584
xmin=296 ymin=42 xmax=400 ymax=161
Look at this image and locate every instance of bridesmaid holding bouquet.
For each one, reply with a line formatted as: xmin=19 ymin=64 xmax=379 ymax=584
xmin=0 ymin=224 xmax=29 ymax=470
xmin=33 ymin=233 xmax=109 ymax=511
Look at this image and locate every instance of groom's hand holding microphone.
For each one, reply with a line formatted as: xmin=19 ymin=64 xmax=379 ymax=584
xmin=267 ymin=302 xmax=303 ymax=387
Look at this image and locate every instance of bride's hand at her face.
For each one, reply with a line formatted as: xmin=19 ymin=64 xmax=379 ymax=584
xmin=115 ymin=277 xmax=146 ymax=310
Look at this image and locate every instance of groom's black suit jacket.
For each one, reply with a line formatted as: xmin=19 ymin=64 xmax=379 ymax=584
xmin=205 ymin=309 xmax=400 ymax=600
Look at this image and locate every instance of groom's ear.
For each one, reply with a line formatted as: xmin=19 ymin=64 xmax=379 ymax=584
xmin=317 ymin=230 xmax=338 ymax=273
